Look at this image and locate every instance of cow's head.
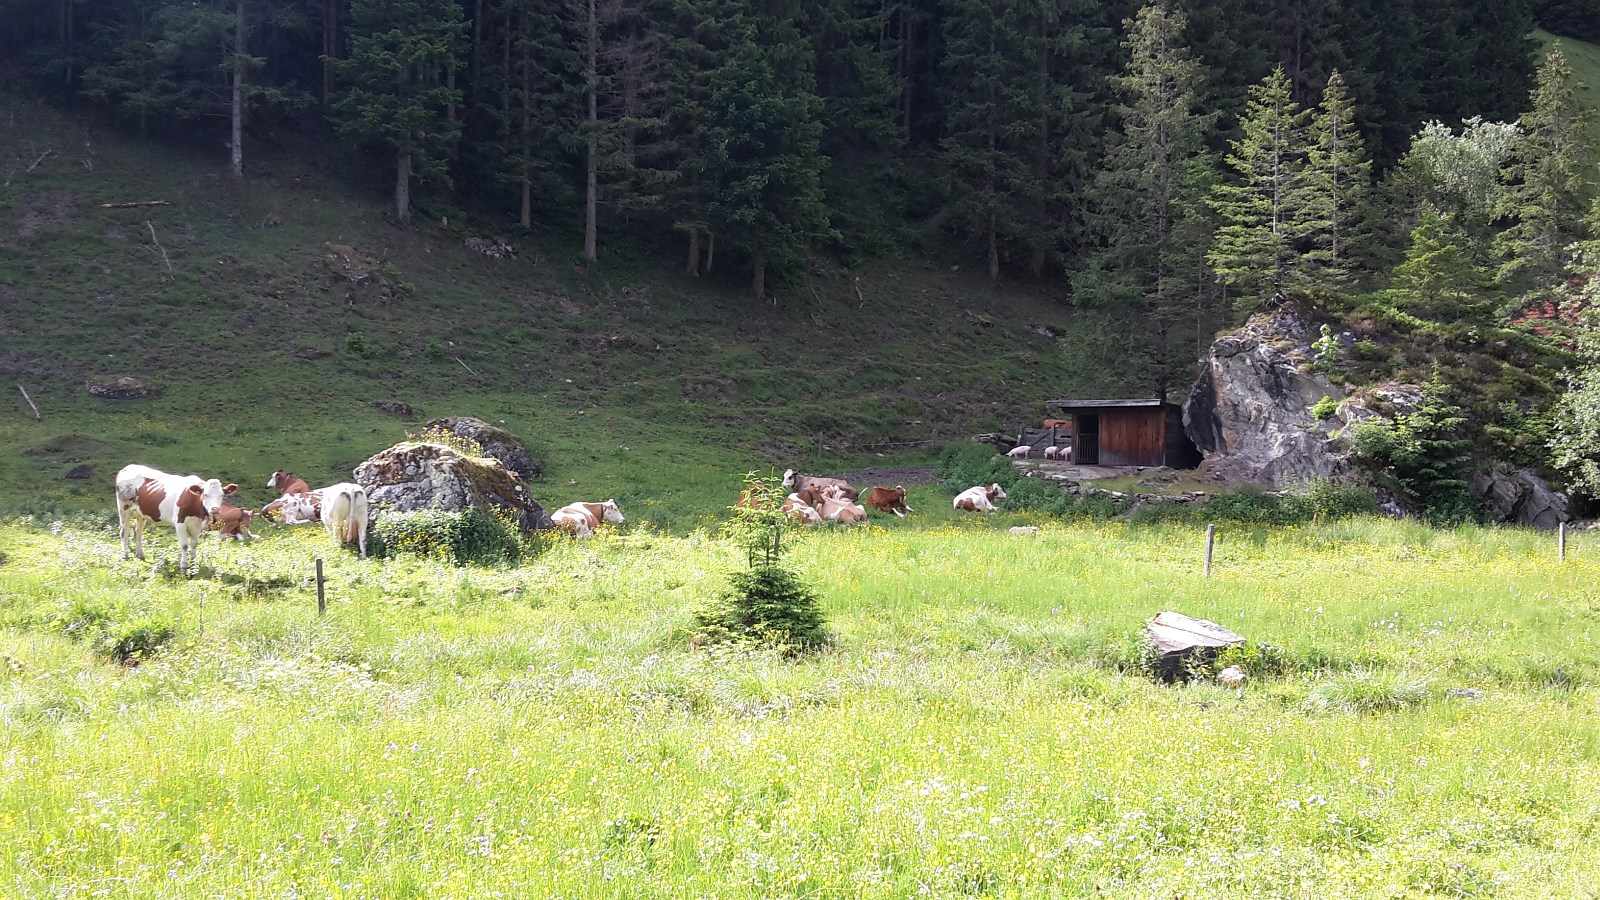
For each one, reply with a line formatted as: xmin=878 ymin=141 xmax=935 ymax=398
xmin=781 ymin=468 xmax=797 ymax=489
xmin=601 ymin=499 xmax=625 ymax=524
xmin=987 ymin=483 xmax=1007 ymax=501
xmin=268 ymin=470 xmax=292 ymax=490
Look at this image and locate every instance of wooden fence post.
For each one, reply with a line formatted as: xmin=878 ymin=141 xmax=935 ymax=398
xmin=1559 ymin=522 xmax=1567 ymax=562
xmin=1204 ymin=524 xmax=1216 ymax=579
xmin=315 ymin=557 xmax=326 ymax=616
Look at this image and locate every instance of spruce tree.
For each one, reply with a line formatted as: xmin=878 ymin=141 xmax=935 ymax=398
xmin=1494 ymin=44 xmax=1593 ymax=287
xmin=1077 ymin=0 xmax=1218 ymax=397
xmin=1392 ymin=203 xmax=1494 ymax=320
xmin=1207 ymin=66 xmax=1313 ymax=305
xmin=332 ymin=0 xmax=466 ymax=224
xmin=1303 ymin=69 xmax=1372 ymax=290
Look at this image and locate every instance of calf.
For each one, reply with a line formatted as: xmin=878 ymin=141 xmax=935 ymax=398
xmin=781 ymin=469 xmax=859 ymax=502
xmin=263 ymin=491 xmax=322 ymax=525
xmin=953 ymin=483 xmax=1007 ymax=513
xmin=863 ymin=485 xmax=913 ymax=518
xmin=320 ymin=482 xmax=370 ymax=558
xmin=267 ymin=470 xmax=311 ymax=495
xmin=209 ymin=504 xmax=259 ymax=541
xmin=115 ymin=464 xmax=239 ymax=569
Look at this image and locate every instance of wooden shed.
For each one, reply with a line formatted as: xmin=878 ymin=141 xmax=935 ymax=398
xmin=1044 ymin=399 xmax=1201 ymax=468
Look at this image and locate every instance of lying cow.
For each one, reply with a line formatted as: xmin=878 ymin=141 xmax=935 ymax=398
xmin=953 ymin=483 xmax=1007 ymax=513
xmin=781 ymin=493 xmax=823 ymax=525
xmin=208 ymin=504 xmax=259 ymax=541
xmin=863 ymin=485 xmax=913 ymax=518
xmin=552 ymin=499 xmax=624 ymax=539
xmin=818 ymin=493 xmax=867 ymax=524
xmin=115 ymin=464 xmax=239 ymax=569
xmin=266 ymin=469 xmax=311 ymax=495
xmin=263 ymin=491 xmax=322 ymax=525
xmin=320 ymin=482 xmax=370 ymax=558
xmin=781 ymin=469 xmax=859 ymax=502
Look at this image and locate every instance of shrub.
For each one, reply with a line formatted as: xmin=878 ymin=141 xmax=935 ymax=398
xmin=1306 ymin=669 xmax=1430 ymax=713
xmin=1311 ymin=395 xmax=1339 ymax=421
xmin=425 ymin=341 xmax=445 ymax=360
xmin=95 ymin=616 xmax=177 ymax=665
xmin=694 ymin=567 xmax=828 ymax=656
xmin=374 ymin=507 xmax=520 ymax=565
xmin=1350 ymin=381 xmax=1481 ymax=524
xmin=935 ymin=443 xmax=1014 ymax=495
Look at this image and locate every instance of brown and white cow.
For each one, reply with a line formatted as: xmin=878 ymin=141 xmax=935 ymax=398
xmin=817 ymin=493 xmax=868 ymax=524
xmin=266 ymin=470 xmax=311 ymax=496
xmin=552 ymin=499 xmax=624 ymax=539
xmin=780 ymin=493 xmax=823 ymax=525
xmin=863 ymin=485 xmax=913 ymax=518
xmin=263 ymin=491 xmax=322 ymax=525
xmin=781 ymin=469 xmax=859 ymax=502
xmin=208 ymin=504 xmax=259 ymax=541
xmin=953 ymin=483 xmax=1007 ymax=513
xmin=115 ymin=464 xmax=239 ymax=569
xmin=320 ymin=482 xmax=370 ymax=558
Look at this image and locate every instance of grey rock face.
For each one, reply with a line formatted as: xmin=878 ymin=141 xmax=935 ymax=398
xmin=423 ymin=416 xmax=541 ymax=480
xmin=1470 ymin=467 xmax=1571 ymax=529
xmin=353 ymin=441 xmax=552 ymax=531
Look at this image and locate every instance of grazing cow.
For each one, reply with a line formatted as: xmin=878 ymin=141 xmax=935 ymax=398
xmin=1042 ymin=446 xmax=1061 ymax=460
xmin=552 ymin=499 xmax=624 ymax=539
xmin=320 ymin=482 xmax=370 ymax=558
xmin=863 ymin=485 xmax=913 ymax=518
xmin=781 ymin=469 xmax=859 ymax=502
xmin=817 ymin=494 xmax=868 ymax=524
xmin=953 ymin=483 xmax=1007 ymax=513
xmin=115 ymin=464 xmax=239 ymax=569
xmin=1006 ymin=445 xmax=1031 ymax=459
xmin=266 ymin=470 xmax=311 ymax=496
xmin=263 ymin=491 xmax=322 ymax=525
xmin=780 ymin=493 xmax=823 ymax=525
xmin=208 ymin=504 xmax=259 ymax=541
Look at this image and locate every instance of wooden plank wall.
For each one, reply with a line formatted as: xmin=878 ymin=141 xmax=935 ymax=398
xmin=1097 ymin=409 xmax=1166 ymax=467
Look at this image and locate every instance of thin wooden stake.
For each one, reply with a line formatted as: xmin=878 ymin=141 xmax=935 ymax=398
xmin=315 ymin=557 xmax=326 ymax=616
xmin=454 ymin=356 xmax=479 ymax=376
xmin=17 ymin=384 xmax=40 ymax=420
xmin=1204 ymin=523 xmax=1216 ymax=579
xmin=1559 ymin=522 xmax=1567 ymax=562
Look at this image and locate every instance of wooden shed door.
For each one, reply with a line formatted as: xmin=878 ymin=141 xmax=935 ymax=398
xmin=1075 ymin=414 xmax=1099 ymax=464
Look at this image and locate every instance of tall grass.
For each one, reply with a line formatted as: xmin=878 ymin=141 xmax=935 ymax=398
xmin=2 ymin=515 xmax=1599 ymax=897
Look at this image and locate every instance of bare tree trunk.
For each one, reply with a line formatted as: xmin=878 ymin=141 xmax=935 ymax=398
xmin=519 ymin=14 xmax=532 ymax=230
xmin=900 ymin=7 xmax=913 ymax=143
xmin=61 ymin=0 xmax=74 ymax=87
xmin=446 ymin=68 xmax=456 ymax=122
xmin=685 ymin=227 xmax=700 ymax=276
xmin=704 ymin=231 xmax=715 ymax=274
xmin=751 ymin=249 xmax=766 ymax=299
xmin=521 ymin=169 xmax=532 ymax=228
xmin=322 ymin=0 xmax=337 ymax=106
xmin=395 ymin=151 xmax=412 ymax=223
xmin=987 ymin=211 xmax=999 ymax=280
xmin=472 ymin=0 xmax=483 ymax=87
xmin=230 ymin=0 xmax=245 ymax=178
xmin=583 ymin=0 xmax=598 ymax=264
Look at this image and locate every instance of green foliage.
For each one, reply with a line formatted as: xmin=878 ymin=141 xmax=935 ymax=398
xmin=1350 ymin=384 xmax=1481 ymax=524
xmin=693 ymin=566 xmax=829 ymax=656
xmin=1391 ymin=204 xmax=1496 ymax=320
xmin=1212 ymin=641 xmax=1294 ymax=679
xmin=1551 ymin=309 xmax=1600 ymax=494
xmin=935 ymin=444 xmax=1016 ymax=496
xmin=1306 ymin=669 xmax=1431 ymax=713
xmin=1312 ymin=395 xmax=1340 ymax=421
xmin=373 ymin=507 xmax=521 ymax=565
xmin=1303 ymin=70 xmax=1374 ymax=291
xmin=1395 ymin=117 xmax=1520 ymax=235
xmin=95 ymin=615 xmax=177 ymax=665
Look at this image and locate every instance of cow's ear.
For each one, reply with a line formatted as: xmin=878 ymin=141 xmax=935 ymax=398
xmin=185 ymin=484 xmax=203 ymax=496
xmin=223 ymin=483 xmax=239 ymax=494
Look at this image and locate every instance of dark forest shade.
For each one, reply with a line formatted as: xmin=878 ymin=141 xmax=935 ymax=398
xmin=1046 ymin=399 xmax=1202 ymax=468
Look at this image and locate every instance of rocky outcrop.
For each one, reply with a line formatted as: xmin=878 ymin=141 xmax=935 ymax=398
xmin=423 ymin=416 xmax=541 ymax=479
xmin=1471 ymin=467 xmax=1571 ymax=530
xmin=88 ymin=376 xmax=152 ymax=399
xmin=353 ymin=441 xmax=552 ymax=531
xmin=1183 ymin=308 xmax=1350 ymax=486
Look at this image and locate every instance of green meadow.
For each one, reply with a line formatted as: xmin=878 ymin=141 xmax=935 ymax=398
xmin=2 ymin=509 xmax=1598 ymax=898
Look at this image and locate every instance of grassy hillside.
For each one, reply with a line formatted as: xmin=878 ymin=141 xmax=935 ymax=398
xmin=3 ymin=516 xmax=1599 ymax=896
xmin=0 ymin=95 xmax=1146 ymax=526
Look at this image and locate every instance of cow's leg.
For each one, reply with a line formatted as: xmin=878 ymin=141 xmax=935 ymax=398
xmin=116 ymin=500 xmax=132 ymax=558
xmin=131 ymin=514 xmax=147 ymax=561
xmin=892 ymin=509 xmax=905 ymax=518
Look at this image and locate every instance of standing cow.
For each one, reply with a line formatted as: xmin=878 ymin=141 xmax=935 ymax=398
xmin=319 ymin=483 xmax=370 ymax=558
xmin=115 ymin=464 xmax=238 ymax=569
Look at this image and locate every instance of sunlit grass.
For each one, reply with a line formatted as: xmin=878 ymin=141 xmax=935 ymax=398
xmin=2 ymin=515 xmax=1599 ymax=897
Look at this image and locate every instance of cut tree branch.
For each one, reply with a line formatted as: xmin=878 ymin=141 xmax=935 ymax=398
xmin=146 ymin=221 xmax=173 ymax=275
xmin=454 ymin=356 xmax=479 ymax=376
xmin=100 ymin=200 xmax=171 ymax=209
xmin=26 ymin=149 xmax=52 ymax=172
xmin=17 ymin=385 xmax=41 ymax=420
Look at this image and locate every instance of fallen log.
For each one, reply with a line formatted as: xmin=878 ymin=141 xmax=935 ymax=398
xmin=100 ymin=200 xmax=171 ymax=209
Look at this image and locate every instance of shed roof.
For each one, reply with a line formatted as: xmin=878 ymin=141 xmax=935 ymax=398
xmin=1045 ymin=398 xmax=1168 ymax=410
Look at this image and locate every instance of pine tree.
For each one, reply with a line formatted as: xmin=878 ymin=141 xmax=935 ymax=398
xmin=1392 ymin=202 xmax=1494 ymax=319
xmin=1077 ymin=0 xmax=1218 ymax=397
xmin=1494 ymin=44 xmax=1593 ymax=287
xmin=1302 ymin=69 xmax=1372 ymax=290
xmin=332 ymin=0 xmax=466 ymax=224
xmin=1207 ymin=66 xmax=1314 ymax=304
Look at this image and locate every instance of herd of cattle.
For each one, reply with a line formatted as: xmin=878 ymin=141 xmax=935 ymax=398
xmin=109 ymin=462 xmax=1012 ymax=569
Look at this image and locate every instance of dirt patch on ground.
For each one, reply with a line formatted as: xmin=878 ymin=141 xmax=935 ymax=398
xmin=15 ymin=190 xmax=76 ymax=241
xmin=838 ymin=465 xmax=938 ymax=487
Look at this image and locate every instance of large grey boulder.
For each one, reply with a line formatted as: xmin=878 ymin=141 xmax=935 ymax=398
xmin=423 ymin=416 xmax=541 ymax=479
xmin=1471 ymin=467 xmax=1571 ymax=529
xmin=1183 ymin=308 xmax=1349 ymax=486
xmin=353 ymin=441 xmax=553 ymax=531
